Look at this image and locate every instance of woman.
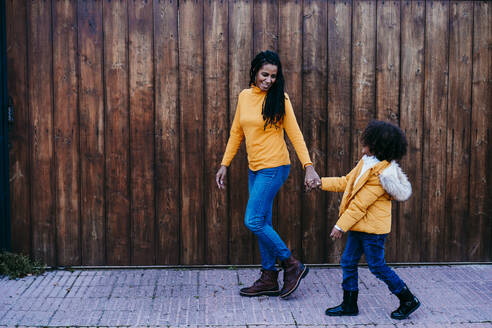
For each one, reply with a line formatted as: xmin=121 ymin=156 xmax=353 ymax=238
xmin=216 ymin=50 xmax=321 ymax=298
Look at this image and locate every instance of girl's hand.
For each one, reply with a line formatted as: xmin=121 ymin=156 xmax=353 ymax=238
xmin=216 ymin=165 xmax=227 ymax=189
xmin=304 ymin=165 xmax=321 ymax=191
xmin=330 ymin=226 xmax=343 ymax=240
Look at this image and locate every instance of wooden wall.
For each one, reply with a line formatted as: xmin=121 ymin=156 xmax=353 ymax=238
xmin=6 ymin=0 xmax=491 ymax=266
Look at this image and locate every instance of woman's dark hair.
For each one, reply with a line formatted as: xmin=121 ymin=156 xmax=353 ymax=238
xmin=249 ymin=50 xmax=285 ymax=129
xmin=361 ymin=120 xmax=408 ymax=162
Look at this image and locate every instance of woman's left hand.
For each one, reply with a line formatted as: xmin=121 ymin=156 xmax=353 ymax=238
xmin=330 ymin=226 xmax=343 ymax=240
xmin=304 ymin=165 xmax=321 ymax=191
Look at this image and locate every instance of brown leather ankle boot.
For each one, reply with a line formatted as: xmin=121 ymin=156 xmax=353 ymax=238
xmin=279 ymin=255 xmax=309 ymax=298
xmin=239 ymin=269 xmax=280 ymax=297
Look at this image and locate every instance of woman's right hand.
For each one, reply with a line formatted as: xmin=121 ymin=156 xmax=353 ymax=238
xmin=216 ymin=165 xmax=227 ymax=189
xmin=304 ymin=165 xmax=321 ymax=191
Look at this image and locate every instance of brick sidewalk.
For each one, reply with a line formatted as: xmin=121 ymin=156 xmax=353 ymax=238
xmin=0 ymin=265 xmax=491 ymax=327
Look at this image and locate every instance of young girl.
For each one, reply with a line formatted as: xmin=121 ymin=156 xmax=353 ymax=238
xmin=319 ymin=120 xmax=420 ymax=320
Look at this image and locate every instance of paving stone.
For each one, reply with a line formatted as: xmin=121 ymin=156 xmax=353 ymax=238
xmin=0 ymin=311 xmax=27 ymax=326
xmin=0 ymin=265 xmax=491 ymax=327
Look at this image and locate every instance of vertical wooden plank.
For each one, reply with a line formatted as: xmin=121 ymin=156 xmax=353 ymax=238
xmin=78 ymin=0 xmax=105 ymax=265
xmin=487 ymin=1 xmax=492 ymax=262
xmin=104 ymin=0 xmax=130 ymax=265
xmin=154 ymin=0 xmax=180 ymax=264
xmin=422 ymin=0 xmax=449 ymax=262
xmin=179 ymin=0 xmax=204 ymax=264
xmin=326 ymin=0 xmax=352 ymax=263
xmin=128 ymin=0 xmax=155 ymax=265
xmin=252 ymin=0 xmax=279 ymax=264
xmin=445 ymin=1 xmax=473 ymax=261
xmin=376 ymin=0 xmax=400 ymax=262
xmin=277 ymin=0 xmax=303 ymax=260
xmin=228 ymin=0 xmax=255 ymax=265
xmin=351 ymin=0 xmax=376 ymax=261
xmin=399 ymin=0 xmax=425 ymax=263
xmin=204 ymin=0 xmax=229 ymax=264
xmin=376 ymin=0 xmax=400 ymax=125
xmin=27 ymin=0 xmax=55 ymax=265
xmin=6 ymin=0 xmax=30 ymax=256
xmin=0 ymin=7 xmax=8 ymax=251
xmin=301 ymin=0 xmax=327 ymax=263
xmin=350 ymin=0 xmax=376 ymax=263
xmin=53 ymin=0 xmax=80 ymax=265
xmin=351 ymin=0 xmax=376 ymax=165
xmin=253 ymin=0 xmax=278 ymax=53
xmin=469 ymin=1 xmax=491 ymax=261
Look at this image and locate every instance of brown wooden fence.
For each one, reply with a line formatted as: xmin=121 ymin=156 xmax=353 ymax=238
xmin=6 ymin=0 xmax=491 ymax=266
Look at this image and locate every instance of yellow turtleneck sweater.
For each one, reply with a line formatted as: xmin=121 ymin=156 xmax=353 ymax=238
xmin=221 ymin=86 xmax=312 ymax=171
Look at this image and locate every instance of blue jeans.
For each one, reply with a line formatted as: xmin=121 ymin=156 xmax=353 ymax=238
xmin=245 ymin=165 xmax=291 ymax=271
xmin=341 ymin=231 xmax=405 ymax=294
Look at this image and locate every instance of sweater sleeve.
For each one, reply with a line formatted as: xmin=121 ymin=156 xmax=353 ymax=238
xmin=283 ymin=95 xmax=312 ymax=168
xmin=220 ymin=101 xmax=244 ymax=167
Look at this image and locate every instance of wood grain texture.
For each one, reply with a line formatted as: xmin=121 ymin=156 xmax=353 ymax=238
xmin=469 ymin=1 xmax=491 ymax=261
xmin=326 ymin=0 xmax=352 ymax=263
xmin=445 ymin=1 xmax=473 ymax=261
xmin=376 ymin=1 xmax=400 ymax=125
xmin=376 ymin=0 xmax=400 ymax=261
xmin=78 ymin=0 xmax=105 ymax=266
xmin=351 ymin=0 xmax=376 ymax=165
xmin=103 ymin=0 xmax=130 ymax=265
xmin=252 ymin=0 xmax=280 ymax=264
xmin=228 ymin=0 xmax=255 ymax=265
xmin=399 ymin=0 xmax=425 ymax=263
xmin=350 ymin=0 xmax=376 ymax=263
xmin=204 ymin=0 xmax=229 ymax=264
xmin=27 ymin=0 xmax=56 ymax=265
xmin=6 ymin=0 xmax=30 ymax=256
xmin=487 ymin=1 xmax=492 ymax=261
xmin=277 ymin=0 xmax=303 ymax=260
xmin=6 ymin=0 xmax=492 ymax=265
xmin=301 ymin=0 xmax=327 ymax=263
xmin=422 ymin=0 xmax=449 ymax=261
xmin=253 ymin=0 xmax=278 ymax=53
xmin=154 ymin=0 xmax=180 ymax=265
xmin=128 ymin=0 xmax=155 ymax=265
xmin=53 ymin=0 xmax=80 ymax=265
xmin=179 ymin=0 xmax=204 ymax=265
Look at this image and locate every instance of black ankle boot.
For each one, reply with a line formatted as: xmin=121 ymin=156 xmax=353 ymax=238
xmin=325 ymin=290 xmax=359 ymax=316
xmin=391 ymin=285 xmax=420 ymax=320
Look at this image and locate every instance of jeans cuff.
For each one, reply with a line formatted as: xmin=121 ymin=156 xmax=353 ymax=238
xmin=279 ymin=251 xmax=291 ymax=262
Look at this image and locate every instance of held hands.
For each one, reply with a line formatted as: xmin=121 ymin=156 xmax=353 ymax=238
xmin=218 ymin=164 xmax=321 ymax=191
xmin=216 ymin=165 xmax=227 ymax=189
xmin=304 ymin=165 xmax=321 ymax=192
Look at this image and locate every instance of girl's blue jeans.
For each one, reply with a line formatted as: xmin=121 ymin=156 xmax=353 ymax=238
xmin=245 ymin=165 xmax=292 ymax=271
xmin=341 ymin=231 xmax=405 ymax=294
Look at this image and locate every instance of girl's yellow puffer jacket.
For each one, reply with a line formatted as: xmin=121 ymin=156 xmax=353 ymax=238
xmin=321 ymin=158 xmax=412 ymax=234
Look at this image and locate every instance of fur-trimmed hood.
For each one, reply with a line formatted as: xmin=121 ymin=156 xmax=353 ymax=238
xmin=379 ymin=161 xmax=412 ymax=201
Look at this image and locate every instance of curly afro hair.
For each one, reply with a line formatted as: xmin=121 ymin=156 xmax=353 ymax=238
xmin=361 ymin=120 xmax=408 ymax=162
